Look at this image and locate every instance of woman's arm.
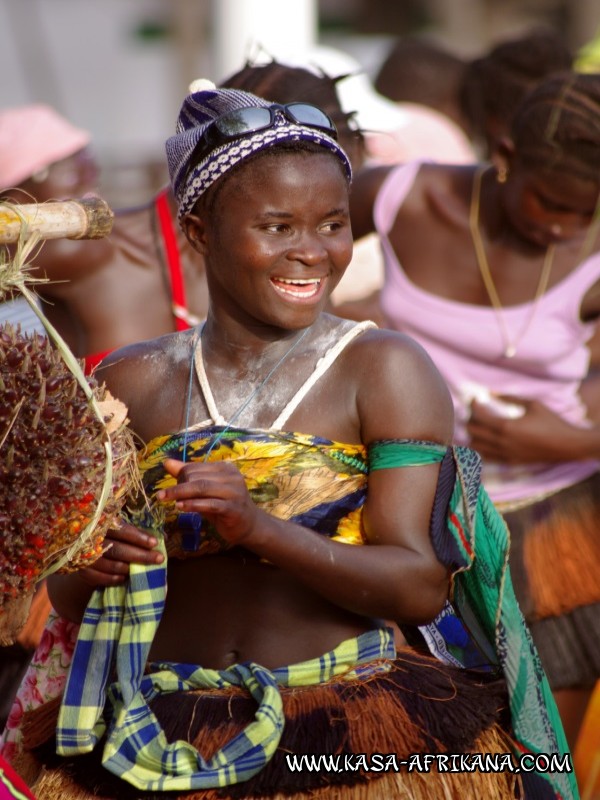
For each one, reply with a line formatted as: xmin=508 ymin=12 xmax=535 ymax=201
xmin=581 ymin=369 xmax=600 ymax=424
xmin=349 ymin=166 xmax=391 ymax=241
xmin=157 ymin=331 xmax=454 ymax=625
xmin=468 ymin=395 xmax=600 ymax=462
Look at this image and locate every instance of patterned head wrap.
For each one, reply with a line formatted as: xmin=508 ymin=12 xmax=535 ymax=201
xmin=165 ymin=80 xmax=352 ymax=221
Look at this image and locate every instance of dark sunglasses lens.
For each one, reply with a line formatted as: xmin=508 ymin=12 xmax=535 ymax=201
xmin=286 ymin=103 xmax=336 ymax=133
xmin=215 ymin=107 xmax=272 ymax=136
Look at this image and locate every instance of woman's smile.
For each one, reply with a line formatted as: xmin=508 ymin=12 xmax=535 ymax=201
xmin=270 ymin=275 xmax=326 ymax=302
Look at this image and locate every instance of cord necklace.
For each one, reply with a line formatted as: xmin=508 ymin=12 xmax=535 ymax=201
xmin=469 ymin=165 xmax=555 ymax=359
xmin=183 ymin=323 xmax=310 ymax=461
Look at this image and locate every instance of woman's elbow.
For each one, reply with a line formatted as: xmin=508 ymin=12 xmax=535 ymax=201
xmin=394 ymin=564 xmax=450 ymax=626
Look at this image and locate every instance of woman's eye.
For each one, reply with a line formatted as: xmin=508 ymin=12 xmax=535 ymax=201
xmin=321 ymin=220 xmax=343 ymax=233
xmin=265 ymin=223 xmax=289 ymax=233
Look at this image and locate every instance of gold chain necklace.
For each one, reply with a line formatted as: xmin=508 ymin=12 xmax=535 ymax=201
xmin=469 ymin=165 xmax=555 ymax=359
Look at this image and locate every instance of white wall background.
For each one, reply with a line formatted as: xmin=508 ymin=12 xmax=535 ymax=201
xmin=2 ymin=0 xmax=599 ymax=203
xmin=1 ymin=0 xmax=186 ymax=162
xmin=0 ymin=0 xmax=320 ymax=201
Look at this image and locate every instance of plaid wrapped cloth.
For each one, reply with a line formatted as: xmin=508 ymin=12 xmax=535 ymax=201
xmin=57 ymin=560 xmax=393 ymax=793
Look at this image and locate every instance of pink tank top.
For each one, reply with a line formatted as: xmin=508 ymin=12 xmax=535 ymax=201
xmin=375 ymin=161 xmax=600 ymax=504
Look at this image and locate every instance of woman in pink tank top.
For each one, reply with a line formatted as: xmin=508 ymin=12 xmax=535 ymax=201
xmin=351 ymin=71 xmax=600 ymax=754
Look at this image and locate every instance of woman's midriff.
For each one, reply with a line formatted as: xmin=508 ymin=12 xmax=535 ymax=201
xmin=148 ymin=553 xmax=378 ymax=669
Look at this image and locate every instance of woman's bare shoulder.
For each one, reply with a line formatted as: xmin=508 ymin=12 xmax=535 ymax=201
xmin=93 ymin=330 xmax=195 ymax=429
xmin=415 ymin=162 xmax=475 ymax=229
xmin=345 ymin=326 xmax=454 ymax=445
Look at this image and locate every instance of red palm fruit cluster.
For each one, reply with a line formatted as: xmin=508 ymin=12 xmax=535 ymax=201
xmin=0 ymin=323 xmax=137 ymax=610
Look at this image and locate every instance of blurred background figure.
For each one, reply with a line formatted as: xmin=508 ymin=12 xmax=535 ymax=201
xmin=334 ymin=27 xmax=578 ymax=324
xmin=460 ymin=27 xmax=573 ymax=157
xmin=374 ymin=34 xmax=470 ymax=135
xmin=0 ymin=103 xmax=208 ymax=372
xmin=350 ymin=71 xmax=600 ymax=760
xmin=0 ymin=105 xmax=95 ymax=201
xmin=281 ymin=43 xmax=476 ymax=167
xmin=0 ymin=104 xmax=95 ymax=335
xmin=222 ymin=57 xmax=366 ymax=168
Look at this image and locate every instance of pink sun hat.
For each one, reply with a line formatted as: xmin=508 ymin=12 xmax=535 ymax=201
xmin=0 ymin=104 xmax=91 ymax=189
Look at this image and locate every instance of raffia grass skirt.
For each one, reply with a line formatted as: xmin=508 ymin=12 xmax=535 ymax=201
xmin=23 ymin=647 xmax=536 ymax=800
xmin=501 ymin=471 xmax=600 ymax=690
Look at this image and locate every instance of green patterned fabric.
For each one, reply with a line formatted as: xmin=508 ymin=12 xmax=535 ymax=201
xmin=370 ymin=439 xmax=577 ymax=800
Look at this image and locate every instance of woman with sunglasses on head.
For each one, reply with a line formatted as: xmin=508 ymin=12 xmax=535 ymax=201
xmin=350 ymin=71 xmax=600 ymax=756
xmin=3 ymin=83 xmax=574 ymax=800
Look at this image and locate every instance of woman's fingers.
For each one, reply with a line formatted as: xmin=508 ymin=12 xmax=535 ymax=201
xmin=157 ymin=461 xmax=244 ymax=502
xmin=76 ymin=521 xmax=164 ymax=587
xmin=157 ymin=459 xmax=259 ymax=547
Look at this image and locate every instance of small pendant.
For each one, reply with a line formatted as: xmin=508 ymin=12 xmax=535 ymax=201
xmin=504 ymin=345 xmax=516 ymax=358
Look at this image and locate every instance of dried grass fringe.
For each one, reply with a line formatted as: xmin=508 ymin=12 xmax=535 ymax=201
xmin=26 ymin=652 xmax=522 ymax=799
xmin=31 ymin=727 xmax=521 ymax=800
xmin=521 ymin=488 xmax=600 ymax=619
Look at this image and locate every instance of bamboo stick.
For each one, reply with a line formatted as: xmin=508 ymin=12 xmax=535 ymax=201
xmin=0 ymin=197 xmax=113 ymax=243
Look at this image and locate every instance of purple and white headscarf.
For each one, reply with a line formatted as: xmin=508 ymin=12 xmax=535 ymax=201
xmin=165 ymin=80 xmax=352 ymax=221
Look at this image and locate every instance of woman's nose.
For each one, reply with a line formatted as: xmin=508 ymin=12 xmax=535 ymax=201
xmin=287 ymin=233 xmax=326 ymax=265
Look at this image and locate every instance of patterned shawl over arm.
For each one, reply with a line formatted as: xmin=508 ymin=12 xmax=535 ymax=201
xmin=369 ymin=439 xmax=577 ymax=800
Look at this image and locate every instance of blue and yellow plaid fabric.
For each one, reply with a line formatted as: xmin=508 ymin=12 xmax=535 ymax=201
xmin=57 ymin=546 xmax=393 ymax=793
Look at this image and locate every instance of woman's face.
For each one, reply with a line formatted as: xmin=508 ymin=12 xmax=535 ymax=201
xmin=500 ymin=162 xmax=599 ymax=248
xmin=188 ymin=150 xmax=352 ymax=330
xmin=21 ymin=147 xmax=99 ymax=201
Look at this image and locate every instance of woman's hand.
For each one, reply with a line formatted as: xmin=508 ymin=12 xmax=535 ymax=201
xmin=157 ymin=459 xmax=261 ymax=547
xmin=467 ymin=396 xmax=597 ymax=463
xmin=77 ymin=521 xmax=163 ymax=587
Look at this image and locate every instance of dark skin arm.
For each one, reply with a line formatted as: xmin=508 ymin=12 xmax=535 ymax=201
xmin=581 ymin=369 xmax=600 ymax=423
xmin=467 ymin=280 xmax=600 ymax=462
xmin=468 ymin=396 xmax=600 ymax=463
xmin=349 ymin=166 xmax=392 ymax=241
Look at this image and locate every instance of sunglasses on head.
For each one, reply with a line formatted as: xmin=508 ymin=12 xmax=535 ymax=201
xmin=184 ymin=102 xmax=338 ymax=182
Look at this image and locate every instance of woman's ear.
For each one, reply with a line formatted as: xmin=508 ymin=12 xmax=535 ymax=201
xmin=490 ymin=136 xmax=515 ymax=180
xmin=182 ymin=213 xmax=209 ymax=255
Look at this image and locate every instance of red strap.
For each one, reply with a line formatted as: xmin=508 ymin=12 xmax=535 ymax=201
xmin=84 ymin=349 xmax=111 ymax=374
xmin=155 ymin=188 xmax=190 ymax=331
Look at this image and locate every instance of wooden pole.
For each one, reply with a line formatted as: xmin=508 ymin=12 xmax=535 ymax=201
xmin=0 ymin=197 xmax=113 ymax=244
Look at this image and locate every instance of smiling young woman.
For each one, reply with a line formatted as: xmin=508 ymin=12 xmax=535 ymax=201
xmin=1 ymin=82 xmax=576 ymax=800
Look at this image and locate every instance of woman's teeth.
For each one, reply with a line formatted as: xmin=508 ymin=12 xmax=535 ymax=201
xmin=272 ymin=278 xmax=321 ymax=297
